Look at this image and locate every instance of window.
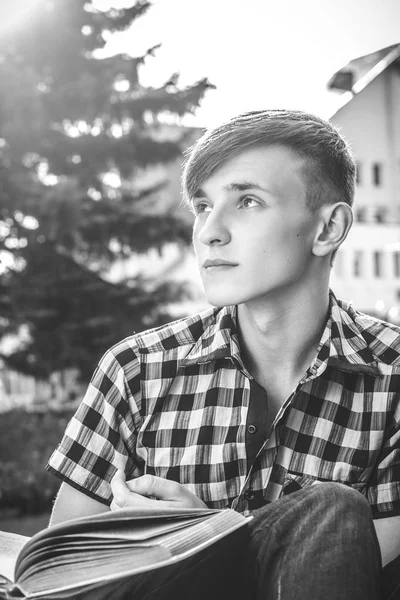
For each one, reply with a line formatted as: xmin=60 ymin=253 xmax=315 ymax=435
xmin=372 ymin=163 xmax=382 ymax=186
xmin=356 ymin=162 xmax=361 ymax=185
xmin=373 ymin=251 xmax=383 ymax=277
xmin=394 ymin=252 xmax=400 ymax=278
xmin=375 ymin=207 xmax=388 ymax=223
xmin=353 ymin=250 xmax=363 ymax=277
xmin=355 ymin=207 xmax=366 ymax=222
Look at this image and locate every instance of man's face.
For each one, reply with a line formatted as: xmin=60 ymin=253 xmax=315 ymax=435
xmin=192 ymin=145 xmax=323 ymax=307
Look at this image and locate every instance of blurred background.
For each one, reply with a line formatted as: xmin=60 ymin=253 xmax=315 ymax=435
xmin=0 ymin=0 xmax=399 ymax=535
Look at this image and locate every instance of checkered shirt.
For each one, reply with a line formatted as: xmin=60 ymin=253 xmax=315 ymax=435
xmin=47 ymin=291 xmax=400 ymax=518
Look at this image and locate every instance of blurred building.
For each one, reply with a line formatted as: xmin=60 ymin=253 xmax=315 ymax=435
xmin=328 ymin=43 xmax=400 ymax=321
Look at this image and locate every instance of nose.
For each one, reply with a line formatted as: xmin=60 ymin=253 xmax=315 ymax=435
xmin=196 ymin=207 xmax=231 ymax=247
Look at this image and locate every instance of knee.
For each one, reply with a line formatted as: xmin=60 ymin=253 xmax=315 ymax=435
xmin=309 ymin=482 xmax=372 ymax=524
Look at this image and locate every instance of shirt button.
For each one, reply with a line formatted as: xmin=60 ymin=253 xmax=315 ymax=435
xmin=248 ymin=424 xmax=257 ymax=434
xmin=244 ymin=490 xmax=255 ymax=501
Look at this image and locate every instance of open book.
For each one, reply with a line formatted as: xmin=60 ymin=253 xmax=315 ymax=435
xmin=0 ymin=506 xmax=251 ymax=599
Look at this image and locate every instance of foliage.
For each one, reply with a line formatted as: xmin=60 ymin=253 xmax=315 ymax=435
xmin=0 ymin=0 xmax=212 ymax=379
xmin=0 ymin=408 xmax=75 ymax=514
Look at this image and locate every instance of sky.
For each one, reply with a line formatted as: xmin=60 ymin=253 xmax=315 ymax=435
xmin=3 ymin=0 xmax=400 ymax=127
xmin=93 ymin=0 xmax=400 ymax=127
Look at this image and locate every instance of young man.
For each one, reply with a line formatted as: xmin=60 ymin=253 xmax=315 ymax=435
xmin=47 ymin=110 xmax=400 ymax=599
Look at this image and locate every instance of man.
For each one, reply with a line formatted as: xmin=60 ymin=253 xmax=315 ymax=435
xmin=47 ymin=110 xmax=400 ymax=599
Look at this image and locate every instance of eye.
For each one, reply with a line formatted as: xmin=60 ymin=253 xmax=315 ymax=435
xmin=192 ymin=201 xmax=212 ymax=215
xmin=240 ymin=195 xmax=260 ymax=208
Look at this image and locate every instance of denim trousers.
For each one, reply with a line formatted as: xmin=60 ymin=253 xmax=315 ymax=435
xmin=76 ymin=482 xmax=399 ymax=600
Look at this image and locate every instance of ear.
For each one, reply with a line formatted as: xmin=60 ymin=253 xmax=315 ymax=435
xmin=312 ymin=202 xmax=353 ymax=258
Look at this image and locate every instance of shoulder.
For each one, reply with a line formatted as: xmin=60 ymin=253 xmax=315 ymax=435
xmin=341 ymin=300 xmax=400 ymax=367
xmin=98 ymin=305 xmax=220 ymax=370
xmin=86 ymin=307 xmax=221 ymax=404
xmin=130 ymin=305 xmax=220 ymax=354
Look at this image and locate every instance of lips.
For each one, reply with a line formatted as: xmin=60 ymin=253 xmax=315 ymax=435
xmin=203 ymin=259 xmax=238 ymax=268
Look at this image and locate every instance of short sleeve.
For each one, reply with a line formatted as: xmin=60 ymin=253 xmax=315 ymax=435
xmin=46 ymin=342 xmax=143 ymax=505
xmin=367 ymin=398 xmax=400 ymax=519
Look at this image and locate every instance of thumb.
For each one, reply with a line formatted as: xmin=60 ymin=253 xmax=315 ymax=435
xmin=126 ymin=474 xmax=173 ymax=499
xmin=111 ymin=470 xmax=129 ymax=507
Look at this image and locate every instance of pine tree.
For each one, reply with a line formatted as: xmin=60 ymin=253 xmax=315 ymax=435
xmin=0 ymin=0 xmax=213 ymax=381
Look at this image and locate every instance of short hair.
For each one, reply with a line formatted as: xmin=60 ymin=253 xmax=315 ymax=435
xmin=182 ymin=109 xmax=356 ymax=212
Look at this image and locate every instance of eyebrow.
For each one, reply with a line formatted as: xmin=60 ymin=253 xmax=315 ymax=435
xmin=193 ymin=181 xmax=272 ymax=199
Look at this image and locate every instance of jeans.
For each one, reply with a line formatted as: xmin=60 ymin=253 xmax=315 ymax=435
xmin=246 ymin=482 xmax=383 ymax=600
xmin=79 ymin=482 xmax=391 ymax=600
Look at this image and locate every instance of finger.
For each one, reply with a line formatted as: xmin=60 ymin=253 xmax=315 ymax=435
xmin=111 ymin=470 xmax=131 ymax=507
xmin=111 ymin=471 xmax=168 ymax=508
xmin=126 ymin=474 xmax=181 ymax=501
xmin=110 ymin=499 xmax=120 ymax=511
xmin=111 ymin=493 xmax=161 ymax=510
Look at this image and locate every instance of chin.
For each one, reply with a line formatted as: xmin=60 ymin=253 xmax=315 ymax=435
xmin=204 ymin=289 xmax=247 ymax=308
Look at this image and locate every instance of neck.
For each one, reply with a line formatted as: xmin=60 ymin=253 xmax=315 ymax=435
xmin=237 ymin=284 xmax=330 ymax=382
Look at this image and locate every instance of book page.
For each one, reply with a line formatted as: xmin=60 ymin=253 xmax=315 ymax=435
xmin=8 ymin=508 xmax=250 ymax=598
xmin=20 ymin=546 xmax=171 ymax=596
xmin=0 ymin=530 xmax=29 ymax=583
xmin=16 ymin=515 xmax=210 ymax=577
xmin=15 ymin=507 xmax=219 ymax=573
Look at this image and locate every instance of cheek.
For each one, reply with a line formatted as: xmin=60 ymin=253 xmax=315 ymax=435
xmin=192 ymin=228 xmax=201 ymax=253
xmin=250 ymin=228 xmax=307 ymax=268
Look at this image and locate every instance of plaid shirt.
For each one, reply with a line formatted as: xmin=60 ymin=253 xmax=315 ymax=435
xmin=47 ymin=292 xmax=400 ymax=518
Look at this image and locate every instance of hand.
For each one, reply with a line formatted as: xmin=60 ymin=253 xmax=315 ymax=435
xmin=110 ymin=471 xmax=207 ymax=511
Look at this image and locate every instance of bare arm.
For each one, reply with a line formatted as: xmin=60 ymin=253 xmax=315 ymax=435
xmin=374 ymin=515 xmax=400 ymax=567
xmin=49 ymin=482 xmax=109 ymax=526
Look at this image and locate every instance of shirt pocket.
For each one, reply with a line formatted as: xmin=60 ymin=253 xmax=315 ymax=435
xmin=282 ymin=472 xmax=368 ymax=497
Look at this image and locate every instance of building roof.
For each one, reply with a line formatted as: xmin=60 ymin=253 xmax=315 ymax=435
xmin=328 ymin=43 xmax=400 ymax=114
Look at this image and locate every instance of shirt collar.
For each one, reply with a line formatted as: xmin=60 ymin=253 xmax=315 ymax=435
xmin=180 ymin=305 xmax=243 ymax=367
xmin=308 ymin=291 xmax=381 ymax=377
xmin=181 ymin=292 xmax=382 ymax=377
